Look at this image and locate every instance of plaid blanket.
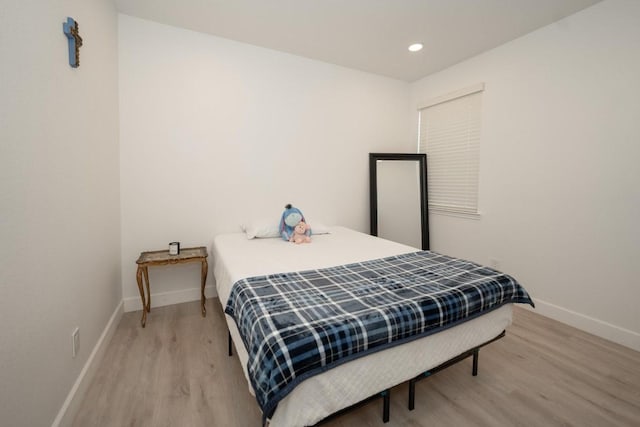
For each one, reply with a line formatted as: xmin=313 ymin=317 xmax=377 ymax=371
xmin=224 ymin=250 xmax=533 ymax=421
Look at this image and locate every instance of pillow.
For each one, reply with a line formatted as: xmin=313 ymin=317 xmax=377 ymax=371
xmin=241 ymin=219 xmax=280 ymax=239
xmin=242 ymin=219 xmax=331 ymax=239
xmin=307 ymin=221 xmax=331 ymax=235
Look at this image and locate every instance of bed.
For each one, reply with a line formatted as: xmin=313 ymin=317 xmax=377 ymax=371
xmin=212 ymin=226 xmax=533 ymax=426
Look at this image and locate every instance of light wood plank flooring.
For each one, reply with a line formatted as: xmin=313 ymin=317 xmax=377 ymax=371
xmin=73 ymin=299 xmax=640 ymax=427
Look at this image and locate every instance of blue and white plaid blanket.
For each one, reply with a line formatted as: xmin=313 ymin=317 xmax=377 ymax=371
xmin=225 ymin=250 xmax=533 ymax=420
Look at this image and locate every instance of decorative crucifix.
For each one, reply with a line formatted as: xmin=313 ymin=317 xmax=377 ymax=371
xmin=63 ymin=17 xmax=83 ymax=68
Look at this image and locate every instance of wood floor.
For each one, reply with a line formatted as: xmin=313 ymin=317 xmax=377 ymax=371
xmin=73 ymin=299 xmax=640 ymax=427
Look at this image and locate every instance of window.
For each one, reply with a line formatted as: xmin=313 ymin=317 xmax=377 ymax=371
xmin=418 ymin=83 xmax=483 ymax=217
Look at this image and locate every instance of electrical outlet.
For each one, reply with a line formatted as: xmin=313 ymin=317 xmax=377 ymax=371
xmin=489 ymin=258 xmax=500 ymax=270
xmin=72 ymin=327 xmax=79 ymax=358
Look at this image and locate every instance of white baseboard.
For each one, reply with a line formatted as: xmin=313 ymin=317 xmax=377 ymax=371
xmin=123 ymin=285 xmax=217 ymax=312
xmin=122 ymin=290 xmax=640 ymax=352
xmin=525 ymin=298 xmax=640 ymax=352
xmin=51 ymin=300 xmax=124 ymax=427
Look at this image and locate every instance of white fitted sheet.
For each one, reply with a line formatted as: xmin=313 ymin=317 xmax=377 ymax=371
xmin=212 ymin=227 xmax=512 ymax=427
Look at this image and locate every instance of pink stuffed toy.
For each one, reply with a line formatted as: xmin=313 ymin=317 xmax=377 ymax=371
xmin=290 ymin=221 xmax=312 ymax=244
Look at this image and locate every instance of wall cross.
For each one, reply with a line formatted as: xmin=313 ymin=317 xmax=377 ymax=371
xmin=63 ymin=17 xmax=83 ymax=68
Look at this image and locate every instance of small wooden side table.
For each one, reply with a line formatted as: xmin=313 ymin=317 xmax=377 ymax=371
xmin=135 ymin=246 xmax=208 ymax=327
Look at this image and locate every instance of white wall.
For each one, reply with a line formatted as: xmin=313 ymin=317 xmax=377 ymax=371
xmin=118 ymin=15 xmax=411 ymax=308
xmin=0 ymin=1 xmax=121 ymax=426
xmin=410 ymin=0 xmax=640 ymax=350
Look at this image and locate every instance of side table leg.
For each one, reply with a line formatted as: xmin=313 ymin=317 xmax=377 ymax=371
xmin=136 ymin=266 xmax=147 ymax=328
xmin=201 ymin=258 xmax=208 ymax=317
xmin=142 ymin=266 xmax=151 ymax=313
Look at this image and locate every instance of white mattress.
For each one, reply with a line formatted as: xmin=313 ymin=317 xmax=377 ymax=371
xmin=212 ymin=226 xmax=512 ymax=427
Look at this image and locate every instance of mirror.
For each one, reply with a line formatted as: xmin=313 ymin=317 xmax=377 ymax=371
xmin=369 ymin=153 xmax=429 ymax=250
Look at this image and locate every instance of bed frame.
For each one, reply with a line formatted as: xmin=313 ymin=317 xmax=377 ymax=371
xmin=228 ymin=329 xmax=506 ymax=425
xmin=408 ymin=330 xmax=506 ymax=412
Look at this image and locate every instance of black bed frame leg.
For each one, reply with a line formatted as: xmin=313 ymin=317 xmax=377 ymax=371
xmin=228 ymin=330 xmax=233 ymax=357
xmin=381 ymin=389 xmax=390 ymax=423
xmin=472 ymin=348 xmax=479 ymax=376
xmin=408 ymin=379 xmax=416 ymax=411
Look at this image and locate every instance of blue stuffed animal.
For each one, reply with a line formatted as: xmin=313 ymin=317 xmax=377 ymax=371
xmin=279 ymin=204 xmax=312 ymax=242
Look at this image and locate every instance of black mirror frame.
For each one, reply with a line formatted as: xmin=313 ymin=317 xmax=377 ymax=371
xmin=369 ymin=153 xmax=429 ymax=250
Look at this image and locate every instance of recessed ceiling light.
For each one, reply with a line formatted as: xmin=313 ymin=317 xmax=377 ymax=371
xmin=408 ymin=43 xmax=423 ymax=52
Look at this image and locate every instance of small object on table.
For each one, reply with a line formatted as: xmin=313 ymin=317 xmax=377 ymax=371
xmin=135 ymin=246 xmax=208 ymax=327
xmin=169 ymin=241 xmax=180 ymax=255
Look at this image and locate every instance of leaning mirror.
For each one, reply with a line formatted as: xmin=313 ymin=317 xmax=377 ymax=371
xmin=369 ymin=153 xmax=429 ymax=250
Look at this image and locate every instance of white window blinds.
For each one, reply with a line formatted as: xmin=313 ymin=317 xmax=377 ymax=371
xmin=418 ymin=84 xmax=483 ymax=216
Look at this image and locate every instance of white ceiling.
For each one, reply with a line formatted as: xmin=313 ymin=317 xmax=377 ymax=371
xmin=115 ymin=0 xmax=602 ymax=82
